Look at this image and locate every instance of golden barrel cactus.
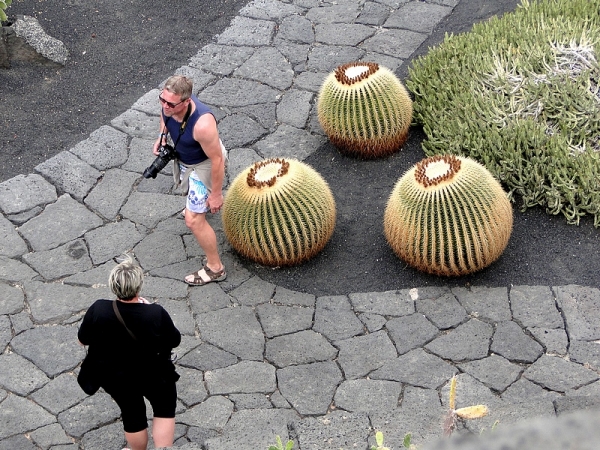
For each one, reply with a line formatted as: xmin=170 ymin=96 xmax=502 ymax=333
xmin=317 ymin=61 xmax=413 ymax=159
xmin=222 ymin=158 xmax=336 ymax=267
xmin=384 ymin=155 xmax=513 ymax=276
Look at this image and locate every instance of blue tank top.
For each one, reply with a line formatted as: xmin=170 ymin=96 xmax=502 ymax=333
xmin=163 ymin=96 xmax=213 ymax=165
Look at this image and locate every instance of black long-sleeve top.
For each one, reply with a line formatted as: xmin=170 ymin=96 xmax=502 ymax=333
xmin=78 ymin=299 xmax=181 ymax=383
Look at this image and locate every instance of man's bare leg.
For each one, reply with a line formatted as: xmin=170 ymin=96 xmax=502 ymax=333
xmin=184 ymin=210 xmax=224 ymax=281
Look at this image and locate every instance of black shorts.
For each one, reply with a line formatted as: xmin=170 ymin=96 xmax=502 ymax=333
xmin=103 ymin=378 xmax=177 ymax=433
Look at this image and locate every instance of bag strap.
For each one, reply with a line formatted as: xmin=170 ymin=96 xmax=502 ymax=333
xmin=112 ymin=301 xmax=138 ymax=341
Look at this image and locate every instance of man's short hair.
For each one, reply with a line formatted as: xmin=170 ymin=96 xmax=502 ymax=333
xmin=109 ymin=254 xmax=144 ymax=301
xmin=163 ymin=75 xmax=193 ymax=100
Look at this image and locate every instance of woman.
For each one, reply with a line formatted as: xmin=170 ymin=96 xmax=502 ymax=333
xmin=78 ymin=255 xmax=181 ymax=450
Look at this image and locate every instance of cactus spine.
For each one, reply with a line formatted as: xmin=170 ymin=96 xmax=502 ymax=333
xmin=317 ymin=61 xmax=413 ymax=159
xmin=384 ymin=155 xmax=513 ymax=276
xmin=222 ymin=158 xmax=336 ymax=267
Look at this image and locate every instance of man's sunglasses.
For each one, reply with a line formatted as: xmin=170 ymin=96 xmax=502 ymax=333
xmin=159 ymin=95 xmax=186 ymax=108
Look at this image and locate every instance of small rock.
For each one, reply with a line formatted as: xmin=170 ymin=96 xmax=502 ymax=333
xmin=12 ymin=15 xmax=68 ymax=64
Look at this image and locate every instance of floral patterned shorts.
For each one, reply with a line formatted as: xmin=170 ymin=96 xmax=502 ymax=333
xmin=181 ymin=166 xmax=210 ymax=214
xmin=179 ymin=141 xmax=228 ymax=215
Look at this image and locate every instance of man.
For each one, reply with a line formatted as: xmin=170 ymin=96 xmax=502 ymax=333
xmin=153 ymin=75 xmax=226 ymax=286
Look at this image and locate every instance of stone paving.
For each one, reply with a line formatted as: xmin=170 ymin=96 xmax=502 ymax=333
xmin=1 ymin=0 xmax=600 ymax=449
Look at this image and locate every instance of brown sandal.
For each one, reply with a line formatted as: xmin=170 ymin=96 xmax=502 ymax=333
xmin=185 ymin=265 xmax=227 ymax=286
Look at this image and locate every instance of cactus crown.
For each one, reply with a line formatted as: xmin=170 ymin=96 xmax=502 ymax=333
xmin=415 ymin=154 xmax=462 ymax=188
xmin=334 ymin=61 xmax=379 ymax=85
xmin=246 ymin=158 xmax=290 ymax=188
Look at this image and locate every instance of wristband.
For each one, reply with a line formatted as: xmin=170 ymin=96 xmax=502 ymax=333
xmin=158 ymin=132 xmax=166 ymax=139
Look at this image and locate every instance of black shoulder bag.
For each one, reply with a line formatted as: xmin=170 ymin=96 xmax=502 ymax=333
xmin=77 ymin=351 xmax=101 ymax=395
xmin=112 ymin=300 xmax=138 ymax=341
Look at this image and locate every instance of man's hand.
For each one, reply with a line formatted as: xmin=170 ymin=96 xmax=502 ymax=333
xmin=153 ymin=136 xmax=164 ymax=156
xmin=207 ymin=192 xmax=224 ymax=213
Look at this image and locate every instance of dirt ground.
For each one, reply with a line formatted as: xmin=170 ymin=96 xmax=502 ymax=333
xmin=0 ymin=0 xmax=248 ymax=182
xmin=1 ymin=0 xmax=598 ymax=295
xmin=247 ymin=0 xmax=600 ymax=295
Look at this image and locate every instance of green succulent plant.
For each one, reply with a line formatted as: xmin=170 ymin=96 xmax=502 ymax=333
xmin=407 ymin=0 xmax=600 ymax=227
xmin=222 ymin=158 xmax=336 ymax=267
xmin=444 ymin=375 xmax=489 ymax=437
xmin=0 ymin=0 xmax=12 ymax=23
xmin=268 ymin=435 xmax=294 ymax=450
xmin=384 ymin=154 xmax=513 ymax=276
xmin=317 ymin=61 xmax=413 ymax=159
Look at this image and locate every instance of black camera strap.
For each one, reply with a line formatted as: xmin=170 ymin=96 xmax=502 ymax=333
xmin=163 ymin=102 xmax=192 ymax=152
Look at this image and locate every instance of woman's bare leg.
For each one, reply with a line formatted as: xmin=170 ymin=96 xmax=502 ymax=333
xmin=124 ymin=429 xmax=148 ymax=450
xmin=152 ymin=417 xmax=175 ymax=448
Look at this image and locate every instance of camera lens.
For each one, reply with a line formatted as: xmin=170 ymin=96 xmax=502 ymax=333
xmin=143 ymin=145 xmax=175 ymax=179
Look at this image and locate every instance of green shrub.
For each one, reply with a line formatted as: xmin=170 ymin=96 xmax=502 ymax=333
xmin=1 ymin=0 xmax=12 ymax=23
xmin=407 ymin=0 xmax=600 ymax=227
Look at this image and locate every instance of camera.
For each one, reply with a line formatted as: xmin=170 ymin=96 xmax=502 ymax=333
xmin=143 ymin=144 xmax=176 ymax=179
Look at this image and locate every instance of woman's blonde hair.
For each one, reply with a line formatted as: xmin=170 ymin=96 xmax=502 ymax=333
xmin=109 ymin=254 xmax=144 ymax=300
